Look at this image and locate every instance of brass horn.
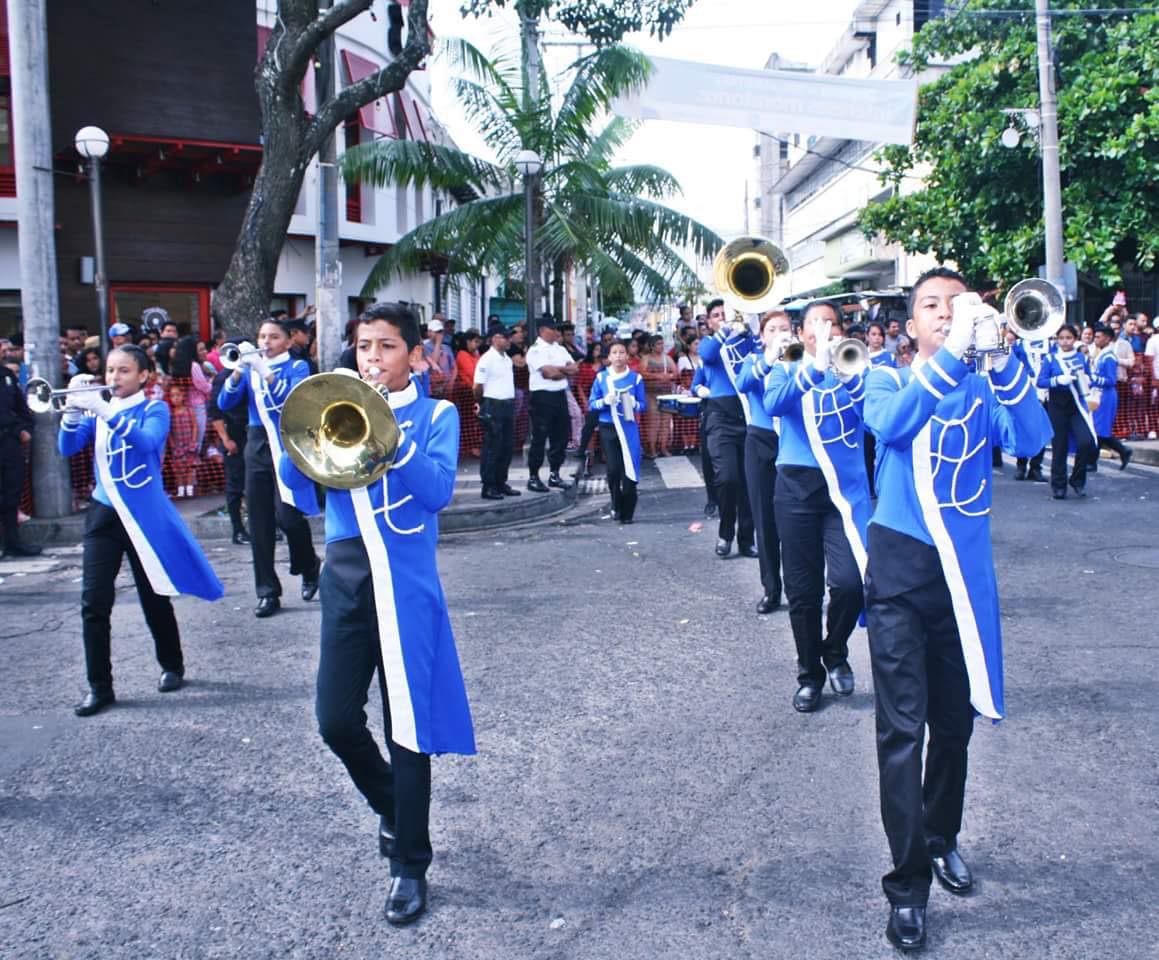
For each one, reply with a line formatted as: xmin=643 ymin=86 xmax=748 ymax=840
xmin=278 ymin=371 xmax=401 ymax=489
xmin=1004 ymin=278 xmax=1065 ymax=342
xmin=221 ymin=342 xmax=264 ymax=370
xmin=25 ymin=376 xmax=111 ymax=414
xmin=832 ymin=338 xmax=870 ymax=379
xmin=712 ymin=236 xmax=791 ymax=317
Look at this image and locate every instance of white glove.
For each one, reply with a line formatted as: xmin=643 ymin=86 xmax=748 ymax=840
xmin=1057 ymin=371 xmax=1075 ymax=386
xmin=989 ymin=351 xmax=1010 ymax=373
xmin=695 ymin=385 xmax=710 ymax=399
xmin=810 ymin=318 xmax=832 ymax=371
xmin=252 ymin=354 xmax=273 ymax=380
xmin=70 ymin=388 xmax=112 ymax=419
xmin=945 ymin=293 xmax=981 ymax=358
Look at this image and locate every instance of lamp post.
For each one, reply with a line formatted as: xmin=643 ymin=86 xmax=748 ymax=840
xmin=515 ymin=148 xmax=543 ymax=341
xmin=75 ymin=125 xmax=110 ymax=362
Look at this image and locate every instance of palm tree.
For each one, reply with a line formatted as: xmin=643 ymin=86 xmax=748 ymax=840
xmin=340 ymin=38 xmax=722 ymax=311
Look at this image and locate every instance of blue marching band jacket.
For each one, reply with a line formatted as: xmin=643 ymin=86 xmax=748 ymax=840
xmin=699 ymin=327 xmax=757 ymax=421
xmin=59 ymin=392 xmax=224 ymax=601
xmin=864 ymin=350 xmax=1052 ymax=719
xmin=280 ymin=381 xmax=476 ymax=758
xmin=217 ymin=352 xmax=320 ymax=516
xmin=763 ymin=359 xmax=872 ymax=580
xmin=588 ymin=367 xmax=647 ymax=483
xmin=1089 ymin=345 xmax=1119 ymax=438
xmin=1036 ymin=346 xmax=1098 ymax=444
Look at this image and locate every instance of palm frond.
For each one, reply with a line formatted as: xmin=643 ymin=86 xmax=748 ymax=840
xmin=602 ymin=164 xmax=682 ymax=200
xmin=555 ymin=46 xmax=651 ymax=156
xmin=341 ymin=138 xmax=506 ymax=194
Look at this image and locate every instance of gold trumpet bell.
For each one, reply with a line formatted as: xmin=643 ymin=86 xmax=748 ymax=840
xmin=712 ymin=236 xmax=791 ymax=316
xmin=279 ymin=372 xmax=401 ymax=489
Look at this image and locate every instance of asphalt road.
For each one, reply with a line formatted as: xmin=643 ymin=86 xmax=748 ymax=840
xmin=2 ymin=456 xmax=1157 ymax=959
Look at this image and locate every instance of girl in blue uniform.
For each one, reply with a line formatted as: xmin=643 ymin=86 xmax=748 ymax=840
xmin=1087 ymin=324 xmax=1133 ymax=472
xmin=1035 ymin=324 xmax=1097 ymax=499
xmin=218 ymin=319 xmax=320 ymax=616
xmin=280 ymin=303 xmax=474 ymax=926
xmin=588 ymin=340 xmax=646 ymax=523
xmin=763 ymin=302 xmax=871 ymax=712
xmin=59 ymin=345 xmax=223 ymax=717
xmin=863 ymin=268 xmax=1051 ymax=951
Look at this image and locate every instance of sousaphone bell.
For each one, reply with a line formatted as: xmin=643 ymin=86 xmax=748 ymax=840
xmin=279 ymin=370 xmax=401 ymax=489
xmin=712 ymin=236 xmax=791 ymax=325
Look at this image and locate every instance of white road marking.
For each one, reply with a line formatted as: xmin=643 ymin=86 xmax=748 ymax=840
xmin=654 ymin=455 xmax=706 ymax=490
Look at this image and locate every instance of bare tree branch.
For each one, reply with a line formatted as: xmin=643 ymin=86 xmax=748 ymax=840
xmin=302 ymin=0 xmax=431 ymax=159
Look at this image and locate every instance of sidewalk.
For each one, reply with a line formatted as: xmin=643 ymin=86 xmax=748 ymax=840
xmin=1121 ymin=438 xmax=1159 ymax=466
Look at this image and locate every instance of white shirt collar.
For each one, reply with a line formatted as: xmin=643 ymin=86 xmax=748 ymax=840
xmin=388 ymin=381 xmax=418 ymax=409
xmin=268 ymin=351 xmax=291 ymax=366
xmin=110 ymin=390 xmax=148 ymax=413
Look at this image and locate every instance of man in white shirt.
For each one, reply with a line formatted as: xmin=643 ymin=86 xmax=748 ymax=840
xmin=473 ymin=324 xmax=519 ymax=500
xmin=422 ymin=316 xmax=455 ymax=398
xmin=524 ymin=317 xmax=577 ymax=492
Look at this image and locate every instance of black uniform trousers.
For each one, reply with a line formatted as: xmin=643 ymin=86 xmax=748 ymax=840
xmin=863 ymin=432 xmax=878 ymax=499
xmin=699 ymin=404 xmax=717 ymax=507
xmin=1016 ymin=400 xmax=1048 ymax=474
xmin=223 ymin=431 xmax=247 ymax=534
xmin=81 ymin=502 xmax=183 ymax=694
xmin=704 ymin=396 xmax=753 ymax=546
xmin=244 ymin=426 xmax=318 ymax=599
xmin=1046 ymin=391 xmax=1094 ymax=493
xmin=743 ymin=426 xmax=782 ymax=601
xmin=479 ymin=398 xmax=515 ymax=490
xmin=1 ymin=433 xmax=24 ymax=547
xmin=774 ymin=466 xmax=861 ymax=686
xmin=1092 ymin=433 xmax=1130 ymax=462
xmin=600 ymin=427 xmax=638 ymax=522
xmin=866 ymin=524 xmax=973 ymax=907
xmin=527 ymin=390 xmax=569 ymax=475
xmin=315 ymin=538 xmax=432 ymax=879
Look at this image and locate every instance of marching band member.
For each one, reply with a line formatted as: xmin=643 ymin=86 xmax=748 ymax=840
xmin=863 ymin=268 xmax=1051 ymax=951
xmin=280 ymin=303 xmax=474 ymax=925
xmin=218 ymin=318 xmax=320 ymax=617
xmin=1009 ymin=331 xmax=1050 ymax=482
xmin=866 ymin=321 xmax=897 ymax=369
xmin=1035 ymin=323 xmax=1097 ymax=499
xmin=699 ymin=298 xmax=756 ymax=558
xmin=1087 ymin=324 xmax=1134 ymax=471
xmin=588 ymin=340 xmax=647 ymax=524
xmin=691 ymin=361 xmax=718 ymax=519
xmin=734 ymin=311 xmax=789 ymax=614
xmin=58 ymin=345 xmax=223 ymax=717
xmin=763 ymin=301 xmax=870 ymax=713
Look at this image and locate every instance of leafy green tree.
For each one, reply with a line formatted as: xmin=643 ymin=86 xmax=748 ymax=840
xmin=860 ymin=1 xmax=1159 ymax=286
xmin=341 ymin=40 xmax=721 ymax=308
xmin=461 ymin=0 xmax=700 ymax=45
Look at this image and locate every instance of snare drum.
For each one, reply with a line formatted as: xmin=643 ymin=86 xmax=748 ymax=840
xmin=657 ymin=393 xmax=701 ymax=417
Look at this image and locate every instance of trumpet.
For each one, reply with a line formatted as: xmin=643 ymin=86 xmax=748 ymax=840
xmin=769 ymin=333 xmax=805 ymax=363
xmin=712 ymin=236 xmax=791 ymax=320
xmin=832 ymin=338 xmax=870 ymax=378
xmin=279 ymin=369 xmax=401 ymax=489
xmin=25 ymin=376 xmax=111 ymax=414
xmin=221 ymin=342 xmax=264 ymax=370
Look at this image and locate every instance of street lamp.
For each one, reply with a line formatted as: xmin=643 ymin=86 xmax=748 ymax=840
xmin=75 ymin=125 xmax=110 ymax=363
xmin=515 ymin=148 xmax=543 ymax=340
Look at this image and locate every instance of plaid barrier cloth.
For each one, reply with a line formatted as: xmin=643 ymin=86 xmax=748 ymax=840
xmin=1113 ymin=352 xmax=1159 ymax=439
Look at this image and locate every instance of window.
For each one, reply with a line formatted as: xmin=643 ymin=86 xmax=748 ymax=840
xmin=344 ymin=116 xmax=362 ymax=223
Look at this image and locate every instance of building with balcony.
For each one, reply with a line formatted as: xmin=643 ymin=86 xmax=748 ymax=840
xmin=0 ymin=1 xmax=488 ymax=344
xmin=755 ymin=0 xmax=950 ymax=298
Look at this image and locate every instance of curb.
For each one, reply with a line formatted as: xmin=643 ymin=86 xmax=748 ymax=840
xmin=20 ymin=485 xmax=580 ymax=546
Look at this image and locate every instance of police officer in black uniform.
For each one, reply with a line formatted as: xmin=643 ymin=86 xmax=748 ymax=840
xmin=0 ymin=360 xmax=39 ymax=558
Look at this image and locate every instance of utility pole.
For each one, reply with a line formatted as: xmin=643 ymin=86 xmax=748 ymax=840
xmin=521 ymin=4 xmax=542 ymax=338
xmin=1035 ymin=0 xmax=1064 ymax=290
xmin=8 ymin=0 xmax=71 ymax=518
xmin=315 ymin=0 xmax=343 ymax=372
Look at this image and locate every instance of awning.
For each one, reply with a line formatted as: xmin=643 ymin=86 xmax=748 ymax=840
xmin=342 ymin=49 xmax=398 ymax=138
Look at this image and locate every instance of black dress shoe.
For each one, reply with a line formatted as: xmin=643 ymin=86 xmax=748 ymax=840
xmin=378 ymin=816 xmax=396 ymax=859
xmin=1028 ymin=468 xmax=1047 ymax=483
xmin=1052 ymin=488 xmax=1066 ymax=500
xmin=547 ymin=472 xmax=567 ymax=488
xmin=828 ymin=662 xmax=855 ymax=697
xmin=301 ymin=577 xmax=320 ymax=602
xmin=3 ymin=540 xmax=42 ymax=558
xmin=738 ymin=542 xmax=759 ymax=558
xmin=231 ymin=529 xmax=251 ymax=545
xmin=1069 ymin=480 xmax=1086 ymax=498
xmin=703 ymin=502 xmax=718 ymax=519
xmin=74 ymin=690 xmax=115 ymax=717
xmin=255 ymin=596 xmax=281 ymax=618
xmin=1120 ymin=448 xmax=1133 ymax=470
xmin=792 ymin=684 xmax=823 ymax=713
xmin=715 ymin=538 xmax=732 ymax=558
xmin=886 ymin=905 xmax=926 ymax=951
xmin=500 ymin=484 xmax=521 ymax=496
xmin=481 ymin=486 xmax=505 ymax=501
xmin=527 ymin=476 xmax=549 ymax=493
xmin=756 ymin=595 xmax=781 ymax=615
xmin=930 ymin=848 xmax=973 ymax=894
xmin=384 ymin=876 xmax=427 ymax=925
xmin=1014 ymin=465 xmax=1027 ymax=481
xmin=157 ymin=670 xmax=184 ymax=693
